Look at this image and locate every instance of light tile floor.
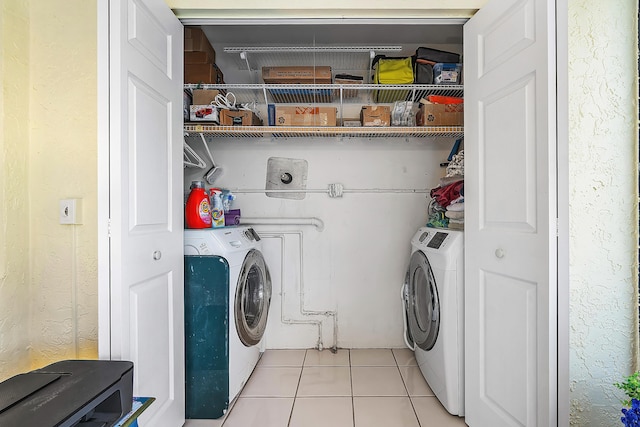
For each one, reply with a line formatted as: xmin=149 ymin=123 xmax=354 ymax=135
xmin=184 ymin=348 xmax=467 ymax=427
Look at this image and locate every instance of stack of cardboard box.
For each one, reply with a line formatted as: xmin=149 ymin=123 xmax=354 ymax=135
xmin=184 ymin=27 xmax=224 ymax=84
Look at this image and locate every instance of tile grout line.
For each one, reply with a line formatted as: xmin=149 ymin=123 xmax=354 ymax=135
xmin=393 ymin=349 xmax=423 ymax=427
xmin=218 ymin=348 xmax=442 ymax=427
xmin=286 ymin=349 xmax=308 ymax=427
xmin=349 ymin=349 xmax=356 ymax=427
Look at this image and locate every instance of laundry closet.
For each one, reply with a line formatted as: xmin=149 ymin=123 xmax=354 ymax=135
xmin=100 ymin=1 xmax=561 ymax=425
xmin=182 ymin=21 xmax=464 ymax=351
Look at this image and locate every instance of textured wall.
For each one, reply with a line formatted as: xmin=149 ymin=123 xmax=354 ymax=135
xmin=0 ymin=0 xmax=31 ymax=381
xmin=568 ymin=0 xmax=638 ymax=425
xmin=0 ymin=0 xmax=98 ymax=380
xmin=27 ymin=0 xmax=98 ymax=369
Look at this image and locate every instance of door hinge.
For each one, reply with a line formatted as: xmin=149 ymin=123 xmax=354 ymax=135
xmin=107 ymin=218 xmax=112 ymax=237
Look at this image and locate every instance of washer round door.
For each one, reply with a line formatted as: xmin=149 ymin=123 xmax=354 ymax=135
xmin=235 ymin=249 xmax=272 ymax=346
xmin=406 ymin=250 xmax=440 ymax=351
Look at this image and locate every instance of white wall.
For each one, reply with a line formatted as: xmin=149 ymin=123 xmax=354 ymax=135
xmin=185 ymin=138 xmax=454 ymax=348
xmin=568 ymin=0 xmax=639 ymax=424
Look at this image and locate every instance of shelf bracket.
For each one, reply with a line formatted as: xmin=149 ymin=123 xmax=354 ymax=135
xmin=368 ymin=50 xmax=376 ymax=84
xmin=262 ymin=86 xmax=269 ymax=117
xmin=240 ymin=51 xmax=251 ymax=73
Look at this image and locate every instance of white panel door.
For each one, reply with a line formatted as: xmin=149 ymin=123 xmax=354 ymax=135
xmin=109 ymin=0 xmax=184 ymax=426
xmin=464 ymin=0 xmax=557 ymax=426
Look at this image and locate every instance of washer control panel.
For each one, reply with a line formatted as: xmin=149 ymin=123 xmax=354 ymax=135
xmin=184 ymin=226 xmax=261 ymax=256
xmin=218 ymin=227 xmax=259 ymax=249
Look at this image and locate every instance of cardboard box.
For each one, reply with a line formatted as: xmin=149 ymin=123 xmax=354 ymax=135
xmin=189 ymin=105 xmax=220 ymax=123
xmin=185 ymin=63 xmax=224 ymax=84
xmin=184 ymin=27 xmax=216 ymax=63
xmin=192 ymin=89 xmax=222 ymax=105
xmin=275 ymin=106 xmax=337 ymax=127
xmin=220 ymin=109 xmax=262 ymax=126
xmin=361 ymin=105 xmax=391 ymax=127
xmin=184 ymin=27 xmax=203 ymax=40
xmin=185 ymin=50 xmax=215 ymax=64
xmin=262 ymin=66 xmax=332 ymax=84
xmin=416 ymin=102 xmax=464 ymax=126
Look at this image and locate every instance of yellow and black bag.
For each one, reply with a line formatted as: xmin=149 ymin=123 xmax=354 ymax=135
xmin=372 ymin=56 xmax=413 ymax=103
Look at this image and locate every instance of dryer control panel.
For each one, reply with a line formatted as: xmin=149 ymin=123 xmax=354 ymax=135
xmin=425 ymin=231 xmax=448 ymax=249
xmin=412 ymin=228 xmax=463 ymax=254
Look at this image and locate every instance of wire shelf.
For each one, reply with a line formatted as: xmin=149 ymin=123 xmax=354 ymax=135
xmin=184 ymin=84 xmax=464 ymax=105
xmin=183 ymin=124 xmax=464 ymax=139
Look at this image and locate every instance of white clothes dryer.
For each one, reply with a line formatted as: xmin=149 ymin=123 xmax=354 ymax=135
xmin=184 ymin=226 xmax=271 ymax=419
xmin=402 ymin=227 xmax=464 ymax=416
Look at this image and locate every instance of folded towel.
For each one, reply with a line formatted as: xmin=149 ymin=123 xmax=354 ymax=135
xmin=447 ymin=202 xmax=464 ymax=212
xmin=445 ymin=211 xmax=464 ymax=220
xmin=448 ymin=222 xmax=464 ymax=230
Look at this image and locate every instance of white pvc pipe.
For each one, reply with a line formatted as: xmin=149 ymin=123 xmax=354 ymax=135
xmin=262 ymin=234 xmax=325 ymax=351
xmin=294 ymin=230 xmax=338 ymax=352
xmin=230 ymin=188 xmax=429 ymax=194
xmin=239 ymin=216 xmax=325 ymax=231
xmin=260 ymin=231 xmax=338 ymax=352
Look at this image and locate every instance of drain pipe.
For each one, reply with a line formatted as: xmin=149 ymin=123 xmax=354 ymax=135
xmin=260 ymin=231 xmax=338 ymax=353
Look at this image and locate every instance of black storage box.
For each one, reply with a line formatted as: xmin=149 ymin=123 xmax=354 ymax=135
xmin=0 ymin=360 xmax=134 ymax=427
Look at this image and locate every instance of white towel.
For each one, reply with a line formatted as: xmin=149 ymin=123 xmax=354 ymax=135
xmin=445 ymin=211 xmax=464 ymax=220
xmin=447 ymin=202 xmax=464 ymax=212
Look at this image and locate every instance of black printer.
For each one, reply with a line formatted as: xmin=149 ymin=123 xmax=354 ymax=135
xmin=0 ymin=360 xmax=133 ymax=427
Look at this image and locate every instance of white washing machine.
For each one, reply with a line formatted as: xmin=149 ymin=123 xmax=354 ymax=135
xmin=184 ymin=226 xmax=271 ymax=419
xmin=402 ymin=227 xmax=464 ymax=416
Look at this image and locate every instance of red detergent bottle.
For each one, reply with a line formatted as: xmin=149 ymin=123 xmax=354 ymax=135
xmin=185 ymin=181 xmax=212 ymax=228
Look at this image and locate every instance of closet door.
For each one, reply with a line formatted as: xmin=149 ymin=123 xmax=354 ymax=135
xmin=464 ymin=0 xmax=558 ymax=426
xmin=108 ymin=0 xmax=184 ymax=425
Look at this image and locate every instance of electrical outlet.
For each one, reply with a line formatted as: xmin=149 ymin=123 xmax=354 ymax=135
xmin=59 ymin=199 xmax=82 ymax=225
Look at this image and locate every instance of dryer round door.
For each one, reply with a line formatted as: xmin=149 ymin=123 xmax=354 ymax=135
xmin=235 ymin=249 xmax=272 ymax=346
xmin=406 ymin=250 xmax=440 ymax=351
